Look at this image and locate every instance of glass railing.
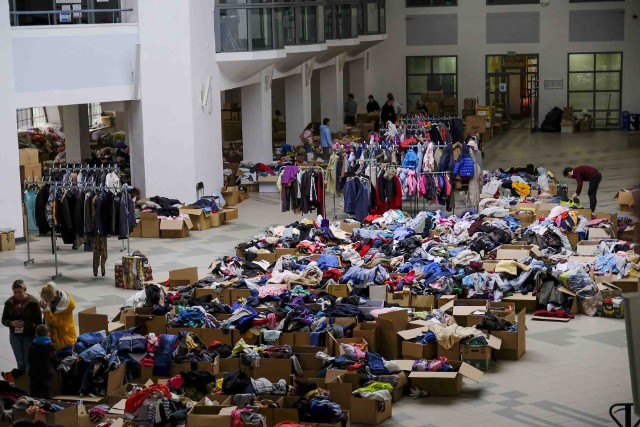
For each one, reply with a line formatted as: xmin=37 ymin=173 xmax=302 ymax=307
xmin=215 ymin=0 xmax=386 ymax=53
xmin=8 ymin=0 xmax=136 ymax=26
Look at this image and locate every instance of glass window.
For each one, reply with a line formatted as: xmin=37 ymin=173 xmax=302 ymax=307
xmin=406 ymin=56 xmax=458 ymax=114
xmin=16 ymin=107 xmax=47 ymax=129
xmin=89 ymin=103 xmax=103 ymax=127
xmin=250 ymin=8 xmax=273 ymax=50
xmin=406 ymin=0 xmax=457 ymax=6
xmin=219 ymin=8 xmax=249 ymax=52
xmin=366 ymin=3 xmax=379 ymax=33
xmin=568 ymin=52 xmax=622 ymax=128
xmin=487 ymin=0 xmax=538 ymax=4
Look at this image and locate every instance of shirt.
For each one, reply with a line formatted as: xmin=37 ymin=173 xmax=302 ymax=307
xmin=366 ymin=100 xmax=380 ymax=113
xmin=571 ymin=165 xmax=600 ymax=195
xmin=344 ymin=99 xmax=358 ymax=117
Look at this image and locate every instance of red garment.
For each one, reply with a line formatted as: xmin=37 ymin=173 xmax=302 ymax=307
xmin=440 ymin=127 xmax=447 ymax=141
xmin=570 ymin=165 xmax=599 ymax=195
xmin=139 ymin=356 xmax=155 ymax=366
xmin=252 ymin=318 xmax=269 ymax=327
xmin=323 ymin=268 xmax=342 ymax=281
xmin=125 ymin=384 xmax=172 ymax=413
xmin=400 ymin=137 xmax=417 ymax=149
xmin=532 ymin=309 xmax=574 ymax=319
xmin=364 ymin=215 xmax=383 ymax=222
xmin=256 ymin=163 xmax=273 ymax=173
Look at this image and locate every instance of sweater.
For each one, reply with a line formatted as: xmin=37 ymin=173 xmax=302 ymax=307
xmin=571 ymin=165 xmax=600 ymax=195
xmin=2 ymin=294 xmax=42 ymax=336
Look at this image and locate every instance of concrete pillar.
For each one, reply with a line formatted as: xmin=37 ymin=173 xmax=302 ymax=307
xmin=285 ymin=64 xmax=312 ymax=147
xmin=127 ymin=100 xmax=145 ymax=191
xmin=241 ymin=67 xmax=273 ymax=163
xmin=348 ymin=58 xmax=365 ymax=113
xmin=0 ymin=1 xmax=24 ymax=238
xmin=319 ymin=55 xmax=345 ymax=130
xmin=62 ymin=104 xmax=91 ymax=163
xmin=137 ymin=0 xmax=223 ymax=202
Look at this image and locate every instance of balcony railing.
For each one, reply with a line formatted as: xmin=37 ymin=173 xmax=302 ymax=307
xmin=215 ymin=0 xmax=386 ymax=53
xmin=8 ymin=0 xmax=135 ymax=26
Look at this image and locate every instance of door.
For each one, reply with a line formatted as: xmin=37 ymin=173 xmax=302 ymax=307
xmin=486 ymin=73 xmax=509 ymax=122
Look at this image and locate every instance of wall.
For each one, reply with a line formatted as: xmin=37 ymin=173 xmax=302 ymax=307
xmin=11 ymin=24 xmax=138 ymax=107
xmin=365 ymin=0 xmax=640 ymax=122
xmin=271 ymin=77 xmax=286 ymax=117
xmin=0 ymin=0 xmax=23 ymax=237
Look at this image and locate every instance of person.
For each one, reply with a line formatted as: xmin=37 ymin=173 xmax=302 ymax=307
xmin=563 ymin=165 xmax=602 ymax=212
xmin=386 ymin=92 xmax=402 ymax=115
xmin=1 ymin=280 xmax=42 ymax=374
xmin=280 ymin=142 xmax=293 ymax=156
xmin=380 ymin=97 xmax=397 ymax=125
xmin=319 ymin=118 xmax=332 ymax=162
xmin=27 ymin=324 xmax=57 ymax=399
xmin=39 ymin=283 xmax=77 ymax=350
xmin=273 ymin=110 xmax=284 ymax=123
xmin=344 ymin=93 xmax=358 ymax=126
xmin=299 ymin=123 xmax=315 ymax=162
xmin=416 ymin=99 xmax=429 ymax=115
xmin=366 ymin=95 xmax=380 ymax=113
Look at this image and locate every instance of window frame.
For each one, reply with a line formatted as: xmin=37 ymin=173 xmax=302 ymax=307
xmin=406 ymin=55 xmax=458 ymax=114
xmin=16 ymin=107 xmax=48 ymax=129
xmin=567 ymin=51 xmax=623 ymax=129
xmin=88 ymin=103 xmax=103 ymax=128
xmin=406 ymin=0 xmax=457 ymax=7
xmin=486 ymin=0 xmax=539 ymax=5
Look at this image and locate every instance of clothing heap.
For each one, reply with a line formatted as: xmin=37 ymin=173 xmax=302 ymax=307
xmin=17 ymin=125 xmax=66 ymax=162
xmin=483 ymin=165 xmax=556 ymax=198
xmin=277 ymin=166 xmax=326 ymax=217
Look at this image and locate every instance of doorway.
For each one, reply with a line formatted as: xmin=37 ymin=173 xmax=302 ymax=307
xmin=486 ymin=54 xmax=539 ymax=132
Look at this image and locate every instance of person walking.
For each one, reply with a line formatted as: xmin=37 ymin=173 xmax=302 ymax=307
xmin=319 ymin=118 xmax=332 ymax=162
xmin=563 ymin=165 xmax=602 ymax=212
xmin=2 ymin=280 xmax=42 ymax=374
xmin=39 ymin=283 xmax=77 ymax=350
xmin=344 ymin=93 xmax=358 ymax=126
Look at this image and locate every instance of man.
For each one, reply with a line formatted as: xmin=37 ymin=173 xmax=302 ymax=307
xmin=563 ymin=165 xmax=602 ymax=212
xmin=344 ymin=94 xmax=358 ymax=126
xmin=380 ymin=97 xmax=397 ymax=125
xmin=366 ymin=95 xmax=380 ymax=113
xmin=319 ymin=118 xmax=332 ymax=161
xmin=386 ymin=92 xmax=402 ymax=115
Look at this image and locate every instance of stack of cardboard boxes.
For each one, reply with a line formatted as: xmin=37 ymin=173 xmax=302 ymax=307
xmin=19 ymin=148 xmax=42 ymax=187
xmin=560 ymin=107 xmax=577 ymax=133
xmin=0 ymin=229 xmax=16 ymax=251
xmin=222 ymin=102 xmax=242 ymax=142
xmin=462 ymin=98 xmax=477 ymax=119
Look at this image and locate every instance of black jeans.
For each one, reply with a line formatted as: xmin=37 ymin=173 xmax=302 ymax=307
xmin=30 ymin=376 xmax=52 ymax=399
xmin=322 ymin=147 xmax=330 ymax=161
xmin=588 ymin=172 xmax=602 ymax=212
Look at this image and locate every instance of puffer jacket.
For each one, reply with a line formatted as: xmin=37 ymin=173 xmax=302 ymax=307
xmin=437 ymin=143 xmax=454 ymax=172
xmin=44 ymin=291 xmax=77 ymax=350
xmin=453 ymin=144 xmax=475 ymax=177
xmin=402 ymin=149 xmax=418 ymax=169
xmin=407 ymin=170 xmax=418 ymax=197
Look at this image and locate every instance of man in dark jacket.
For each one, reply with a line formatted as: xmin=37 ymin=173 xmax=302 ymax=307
xmin=366 ymin=95 xmax=380 ymax=113
xmin=563 ymin=165 xmax=602 ymax=212
xmin=380 ymin=98 xmax=397 ymax=126
xmin=27 ymin=325 xmax=57 ymax=398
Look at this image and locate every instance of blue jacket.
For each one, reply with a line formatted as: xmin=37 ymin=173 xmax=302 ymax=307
xmin=319 ymin=125 xmax=332 ymax=148
xmin=343 ymin=178 xmax=370 ymax=222
xmin=402 ymin=149 xmax=418 ymax=169
xmin=453 ymin=144 xmax=475 ymax=177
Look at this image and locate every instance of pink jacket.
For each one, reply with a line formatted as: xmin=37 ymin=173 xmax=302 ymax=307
xmin=423 ymin=142 xmax=435 ymax=172
xmin=407 ymin=170 xmax=417 ymax=196
xmin=419 ymin=175 xmax=427 ymax=196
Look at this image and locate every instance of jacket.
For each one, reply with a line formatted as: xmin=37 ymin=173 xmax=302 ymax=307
xmin=380 ymin=103 xmax=396 ymax=125
xmin=319 ymin=125 xmax=332 ymax=148
xmin=401 ymin=149 xmax=418 ymax=169
xmin=437 ymin=143 xmax=454 ymax=172
xmin=343 ymin=178 xmax=370 ymax=222
xmin=28 ymin=340 xmax=58 ymax=378
xmin=2 ymin=294 xmax=42 ymax=336
xmin=43 ymin=291 xmax=77 ymax=350
xmin=453 ymin=144 xmax=475 ymax=177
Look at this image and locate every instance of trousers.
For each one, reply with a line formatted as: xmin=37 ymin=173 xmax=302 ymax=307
xmin=9 ymin=332 xmax=32 ymax=372
xmin=588 ymin=172 xmax=602 ymax=212
xmin=93 ymin=235 xmax=108 ymax=275
xmin=30 ymin=377 xmax=52 ymax=399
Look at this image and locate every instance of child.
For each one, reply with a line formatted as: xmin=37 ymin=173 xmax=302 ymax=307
xmin=27 ymin=324 xmax=57 ymax=398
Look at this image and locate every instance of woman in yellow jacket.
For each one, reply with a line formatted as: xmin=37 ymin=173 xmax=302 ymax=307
xmin=39 ymin=283 xmax=77 ymax=350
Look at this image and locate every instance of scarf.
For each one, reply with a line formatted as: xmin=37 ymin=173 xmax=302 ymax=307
xmin=50 ymin=291 xmax=70 ymax=314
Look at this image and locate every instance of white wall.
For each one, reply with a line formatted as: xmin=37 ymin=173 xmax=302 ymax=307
xmin=366 ymin=0 xmax=640 ymax=122
xmin=0 ymin=1 xmax=24 ymax=238
xmin=11 ymin=25 xmax=138 ymax=108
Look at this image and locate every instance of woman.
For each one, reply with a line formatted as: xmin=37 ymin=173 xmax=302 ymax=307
xmin=2 ymin=280 xmax=42 ymax=373
xmin=39 ymin=283 xmax=77 ymax=350
xmin=299 ymin=123 xmax=315 ymax=162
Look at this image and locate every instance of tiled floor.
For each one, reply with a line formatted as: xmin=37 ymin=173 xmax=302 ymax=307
xmin=0 ymin=127 xmax=638 ymax=426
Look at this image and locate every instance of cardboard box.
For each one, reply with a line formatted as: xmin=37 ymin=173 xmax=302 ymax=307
xmin=426 ymin=101 xmax=440 ymax=115
xmin=410 ymin=295 xmax=435 ymax=311
xmin=171 ymin=359 xmax=219 ymax=377
xmin=375 ymin=309 xmax=412 ymax=360
xmin=327 ymin=283 xmax=352 ymax=298
xmin=179 ymin=206 xmax=211 ymax=231
xmin=340 ymin=221 xmax=360 ymax=233
xmin=460 ymin=336 xmax=502 ymax=371
xmin=169 ymin=266 xmax=198 ymax=288
xmin=140 ymin=212 xmax=160 ymax=238
xmin=466 ymin=115 xmax=487 ymax=135
xmin=562 ymin=107 xmax=573 ymax=120
xmin=576 ymin=240 xmax=600 ymax=256
xmin=502 ymin=293 xmax=537 ymax=313
xmin=54 ymin=365 xmax=125 ymax=404
xmin=437 ymin=341 xmax=461 ymax=361
xmin=222 ymin=207 xmax=239 ymax=221
xmin=210 ymin=212 xmax=223 ymax=227
xmin=407 ymin=360 xmax=483 ymax=396
xmin=20 ymin=163 xmax=42 ymax=182
xmin=129 ymin=221 xmax=142 ymax=237
xmin=0 ymin=230 xmax=16 ymax=251
xmin=274 ymin=248 xmax=297 ymax=257
xmin=123 ymin=308 xmax=168 ymax=335
xmin=14 ymin=401 xmax=78 ymax=427
xmin=350 ymin=395 xmax=391 ymax=425
xmin=78 ymin=307 xmax=124 ymax=335
xmin=19 ymin=148 xmax=39 ymax=166
xmin=253 ymin=252 xmax=276 ymax=263
xmin=464 ymin=98 xmax=477 ymax=110
xmin=387 ymin=291 xmax=411 ymax=307
xmin=616 ymin=189 xmax=639 ymax=210
xmin=486 ymin=309 xmax=526 ymax=360
xmin=579 ymin=118 xmax=592 ymax=132
xmin=588 ymin=227 xmax=613 ymax=240
xmin=495 ymin=244 xmax=533 ymax=260
xmin=251 ymin=358 xmax=292 ymax=384
xmin=187 ymin=405 xmax=235 ymax=427
xmin=398 ymin=326 xmax=437 ymax=360
xmin=353 ymin=322 xmax=378 ymax=352
xmin=612 ymin=277 xmax=639 ymax=293
xmin=566 ymin=231 xmax=580 ymax=248
xmin=221 ymin=186 xmax=240 ymax=206
xmin=160 ymin=216 xmax=193 ymax=238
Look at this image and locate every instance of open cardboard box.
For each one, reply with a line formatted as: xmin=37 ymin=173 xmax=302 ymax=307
xmin=122 ymin=307 xmax=168 ymax=335
xmin=460 ymin=335 xmax=502 ymax=371
xmin=107 ymin=380 xmax=153 ymax=406
xmin=398 ymin=326 xmax=437 ymax=360
xmin=222 ymin=207 xmax=239 ymax=221
xmin=251 ymin=358 xmax=293 ymax=384
xmin=386 ymin=290 xmax=411 ymax=307
xmin=495 ymin=244 xmax=533 ymax=260
xmin=353 ymin=322 xmax=378 ymax=352
xmin=484 ymin=309 xmax=526 ymax=360
xmin=54 ymin=365 xmax=125 ymax=404
xmin=179 ymin=206 xmax=212 ymax=231
xmin=340 ymin=221 xmax=361 ymax=233
xmin=160 ymin=215 xmax=193 ymax=238
xmin=502 ymin=293 xmax=538 ymax=313
xmin=394 ymin=359 xmax=483 ymax=396
xmin=14 ymin=400 xmax=79 ymax=427
xmin=140 ymin=212 xmax=160 ymax=238
xmin=332 ymin=336 xmax=369 ymax=357
xmin=350 ymin=395 xmax=392 ymax=425
xmin=187 ymin=405 xmax=236 ymax=427
xmin=588 ymin=227 xmax=613 ymax=240
xmin=78 ymin=306 xmax=125 ymax=335
xmin=411 ymin=294 xmax=435 ymax=311
xmin=376 ymin=309 xmax=425 ymax=360
xmin=171 ymin=357 xmax=220 ymax=376
xmin=327 ymin=283 xmax=352 ymax=298
xmin=576 ymin=240 xmax=601 ymax=256
xmin=169 ymin=266 xmax=199 ymax=288
xmin=612 ymin=276 xmax=639 ymax=293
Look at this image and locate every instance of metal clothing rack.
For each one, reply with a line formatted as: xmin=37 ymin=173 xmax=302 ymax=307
xmin=22 ymin=164 xmax=131 ymax=279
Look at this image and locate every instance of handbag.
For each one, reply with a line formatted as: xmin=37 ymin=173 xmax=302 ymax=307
xmin=121 ymin=256 xmax=145 ymax=290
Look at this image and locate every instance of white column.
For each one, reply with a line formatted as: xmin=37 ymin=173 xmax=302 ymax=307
xmin=241 ymin=67 xmax=273 ymax=163
xmin=319 ymin=55 xmax=345 ymax=130
xmin=62 ymin=104 xmax=90 ymax=163
xmin=285 ymin=64 xmax=312 ymax=148
xmin=0 ymin=1 xmax=24 ymax=238
xmin=137 ymin=0 xmax=222 ymax=202
xmin=348 ymin=58 xmax=365 ymax=112
xmin=127 ymin=100 xmax=146 ymax=192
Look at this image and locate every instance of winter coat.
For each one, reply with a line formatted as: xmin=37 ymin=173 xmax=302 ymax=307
xmin=453 ymin=144 xmax=475 ymax=177
xmin=423 ymin=142 xmax=435 ymax=173
xmin=437 ymin=143 xmax=454 ymax=172
xmin=43 ymin=291 xmax=77 ymax=350
xmin=2 ymin=294 xmax=42 ymax=336
xmin=402 ymin=149 xmax=418 ymax=169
